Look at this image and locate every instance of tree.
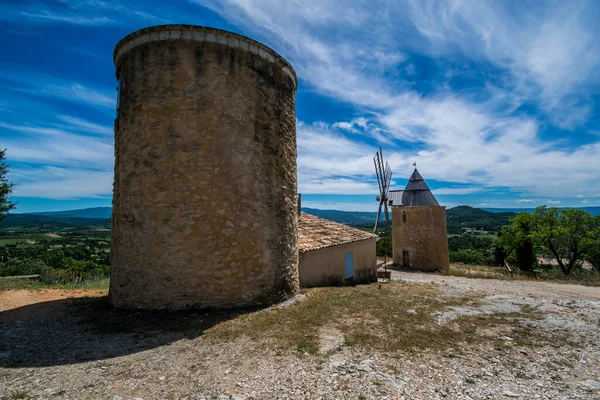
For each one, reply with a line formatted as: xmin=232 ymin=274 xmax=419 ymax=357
xmin=531 ymin=206 xmax=593 ymax=275
xmin=0 ymin=149 xmax=16 ymax=220
xmin=494 ymin=212 xmax=536 ymax=272
xmin=585 ymin=214 xmax=600 ymax=273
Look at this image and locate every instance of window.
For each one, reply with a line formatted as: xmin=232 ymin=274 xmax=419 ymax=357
xmin=115 ymin=77 xmax=122 ymax=119
xmin=403 ymin=212 xmax=407 ymax=222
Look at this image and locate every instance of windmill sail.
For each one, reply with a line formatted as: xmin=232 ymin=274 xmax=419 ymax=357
xmin=373 ymin=148 xmax=392 ymax=233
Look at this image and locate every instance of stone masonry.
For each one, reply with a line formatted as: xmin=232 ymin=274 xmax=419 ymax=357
xmin=392 ymin=206 xmax=450 ymax=271
xmin=109 ymin=25 xmax=299 ymax=310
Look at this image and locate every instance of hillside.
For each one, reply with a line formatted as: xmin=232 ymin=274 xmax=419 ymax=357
xmin=0 ymin=213 xmax=110 ymax=230
xmin=29 ymin=207 xmax=112 ymax=219
xmin=301 ymin=208 xmax=378 ymax=225
xmin=446 ymin=206 xmax=516 ymax=234
xmin=484 ymin=206 xmax=600 ymax=216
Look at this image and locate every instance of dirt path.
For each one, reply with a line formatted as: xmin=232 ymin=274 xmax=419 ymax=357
xmin=391 ymin=269 xmax=600 ymax=300
xmin=0 ymin=288 xmax=106 ymax=312
xmin=1 ymin=277 xmax=599 ymax=399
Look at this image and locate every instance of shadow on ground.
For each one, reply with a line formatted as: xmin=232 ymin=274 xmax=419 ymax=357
xmin=0 ymin=296 xmax=249 ymax=368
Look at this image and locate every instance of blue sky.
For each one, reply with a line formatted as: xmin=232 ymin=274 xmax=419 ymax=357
xmin=2 ymin=0 xmax=600 ymax=213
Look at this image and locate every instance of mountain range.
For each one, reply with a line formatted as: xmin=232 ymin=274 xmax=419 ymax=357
xmin=0 ymin=205 xmax=597 ymax=231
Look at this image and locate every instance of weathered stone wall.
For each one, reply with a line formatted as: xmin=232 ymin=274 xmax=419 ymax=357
xmin=109 ymin=25 xmax=299 ymax=310
xmin=392 ymin=206 xmax=449 ymax=271
xmin=299 ymin=239 xmax=377 ymax=288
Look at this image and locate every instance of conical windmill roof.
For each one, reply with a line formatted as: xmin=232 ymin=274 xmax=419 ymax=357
xmin=401 ymin=168 xmax=440 ymax=206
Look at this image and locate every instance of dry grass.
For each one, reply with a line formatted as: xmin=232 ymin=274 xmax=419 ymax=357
xmin=205 ymin=282 xmax=544 ymax=355
xmin=0 ymin=277 xmax=109 ymax=291
xmin=445 ymin=263 xmax=600 ymax=287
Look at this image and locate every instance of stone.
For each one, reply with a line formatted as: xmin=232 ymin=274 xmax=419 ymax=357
xmin=110 ymin=25 xmax=299 ymax=310
xmin=503 ymin=391 xmax=520 ymax=397
xmin=580 ymin=379 xmax=600 ymax=389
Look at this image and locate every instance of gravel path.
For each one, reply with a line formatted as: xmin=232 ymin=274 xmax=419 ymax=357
xmin=1 ymin=274 xmax=599 ymax=400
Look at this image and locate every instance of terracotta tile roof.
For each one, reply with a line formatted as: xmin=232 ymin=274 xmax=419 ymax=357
xmin=298 ymin=213 xmax=378 ymax=253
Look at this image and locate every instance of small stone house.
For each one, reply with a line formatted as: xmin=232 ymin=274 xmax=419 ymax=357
xmin=298 ymin=213 xmax=378 ymax=287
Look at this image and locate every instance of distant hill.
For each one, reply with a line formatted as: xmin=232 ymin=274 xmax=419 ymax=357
xmin=4 ymin=204 xmax=597 ymax=233
xmin=484 ymin=206 xmax=600 ymax=216
xmin=446 ymin=206 xmax=516 ymax=234
xmin=0 ymin=213 xmax=110 ymax=230
xmin=302 ymin=205 xmax=517 ymax=233
xmin=28 ymin=207 xmax=112 ymax=219
xmin=301 ymin=208 xmax=378 ymax=225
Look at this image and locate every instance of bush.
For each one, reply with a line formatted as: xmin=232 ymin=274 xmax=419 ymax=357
xmin=39 ymin=267 xmax=82 ymax=284
xmin=0 ymin=258 xmax=48 ymax=276
xmin=449 ymin=249 xmax=488 ymax=265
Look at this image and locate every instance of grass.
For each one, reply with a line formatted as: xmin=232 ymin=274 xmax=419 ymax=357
xmin=10 ymin=391 xmax=29 ymax=400
xmin=445 ymin=263 xmax=600 ymax=287
xmin=205 ymin=282 xmax=547 ymax=355
xmin=0 ymin=277 xmax=109 ymax=291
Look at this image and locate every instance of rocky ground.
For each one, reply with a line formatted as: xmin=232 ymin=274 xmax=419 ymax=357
xmin=1 ymin=272 xmax=599 ymax=400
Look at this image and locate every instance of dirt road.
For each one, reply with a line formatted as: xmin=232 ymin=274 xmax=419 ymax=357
xmin=1 ymin=275 xmax=599 ymax=400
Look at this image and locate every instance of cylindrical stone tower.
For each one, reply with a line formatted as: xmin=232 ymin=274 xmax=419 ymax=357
xmin=110 ymin=25 xmax=299 ymax=310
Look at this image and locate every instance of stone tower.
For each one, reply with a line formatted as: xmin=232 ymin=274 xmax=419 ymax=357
xmin=110 ymin=25 xmax=299 ymax=310
xmin=391 ymin=168 xmax=449 ymax=271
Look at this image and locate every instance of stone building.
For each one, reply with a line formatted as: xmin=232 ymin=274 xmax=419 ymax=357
xmin=391 ymin=169 xmax=449 ymax=271
xmin=298 ymin=213 xmax=378 ymax=287
xmin=110 ymin=25 xmax=299 ymax=310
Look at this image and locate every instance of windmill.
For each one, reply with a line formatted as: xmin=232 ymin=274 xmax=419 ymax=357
xmin=373 ymin=148 xmax=392 ymax=233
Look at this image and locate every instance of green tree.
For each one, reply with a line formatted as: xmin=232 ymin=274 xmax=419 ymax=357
xmin=585 ymin=214 xmax=600 ymax=273
xmin=531 ymin=206 xmax=593 ymax=275
xmin=0 ymin=149 xmax=16 ymax=220
xmin=494 ymin=212 xmax=536 ymax=272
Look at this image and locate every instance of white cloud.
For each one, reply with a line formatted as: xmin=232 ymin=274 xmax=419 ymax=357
xmin=199 ymin=0 xmax=600 ymax=200
xmin=56 ymin=115 xmax=113 ymax=136
xmin=2 ymin=131 xmax=112 ymax=167
xmin=517 ymin=199 xmax=532 ymax=203
xmin=546 ymin=200 xmax=561 ymax=205
xmin=432 ymin=187 xmax=481 ymax=195
xmin=583 ymin=199 xmax=589 ymax=204
xmin=11 ymin=167 xmax=112 ymax=200
xmin=1 ymin=1 xmax=171 ymax=26
xmin=19 ymin=11 xmax=113 ymax=26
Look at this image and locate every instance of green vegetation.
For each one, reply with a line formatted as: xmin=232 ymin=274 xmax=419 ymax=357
xmin=0 ymin=215 xmax=111 ymax=284
xmin=495 ymin=206 xmax=600 ymax=277
xmin=448 ymin=235 xmax=495 ymax=266
xmin=445 ymin=206 xmax=516 ymax=234
xmin=0 ymin=149 xmax=16 ymax=221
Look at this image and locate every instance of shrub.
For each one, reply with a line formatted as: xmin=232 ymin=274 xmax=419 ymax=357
xmin=0 ymin=258 xmax=48 ymax=276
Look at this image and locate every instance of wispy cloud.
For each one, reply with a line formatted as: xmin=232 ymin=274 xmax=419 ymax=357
xmin=201 ymin=0 xmax=600 ymax=200
xmin=1 ymin=0 xmax=171 ymax=26
xmin=432 ymin=187 xmax=481 ymax=195
xmin=517 ymin=199 xmax=532 ymax=203
xmin=56 ymin=115 xmax=113 ymax=136
xmin=546 ymin=200 xmax=561 ymax=205
xmin=19 ymin=11 xmax=113 ymax=26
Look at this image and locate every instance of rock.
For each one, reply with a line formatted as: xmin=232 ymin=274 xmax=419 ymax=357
xmin=580 ymin=379 xmax=600 ymax=389
xmin=407 ymin=309 xmax=417 ymax=314
xmin=158 ymin=376 xmax=165 ymax=381
xmin=503 ymin=391 xmax=520 ymax=397
xmin=225 ymin=368 xmax=232 ymax=374
xmin=112 ymin=396 xmax=122 ymax=400
xmin=231 ymin=395 xmax=247 ymax=400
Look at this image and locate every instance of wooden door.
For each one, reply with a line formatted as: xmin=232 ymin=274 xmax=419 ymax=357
xmin=403 ymin=250 xmax=410 ymax=268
